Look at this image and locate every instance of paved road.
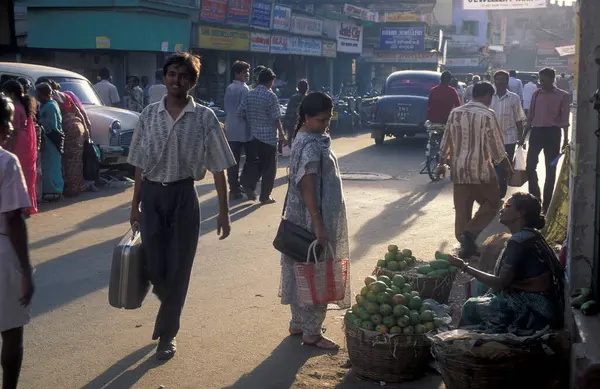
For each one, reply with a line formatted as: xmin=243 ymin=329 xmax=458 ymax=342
xmin=20 ymin=133 xmax=541 ymax=389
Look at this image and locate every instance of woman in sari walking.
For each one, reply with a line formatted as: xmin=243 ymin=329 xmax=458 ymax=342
xmin=279 ymin=92 xmax=351 ymax=349
xmin=2 ymin=81 xmax=38 ymax=215
xmin=36 ymin=83 xmax=64 ymax=199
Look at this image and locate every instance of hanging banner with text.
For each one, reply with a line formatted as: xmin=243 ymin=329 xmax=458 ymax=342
xmin=227 ymin=0 xmax=251 ymax=24
xmin=273 ymin=5 xmax=292 ymax=31
xmin=337 ymin=22 xmax=363 ymax=54
xmin=200 ymin=0 xmax=228 ymax=23
xmin=250 ymin=32 xmax=271 ymax=52
xmin=322 ymin=41 xmax=337 ymax=58
xmin=270 ymin=35 xmax=290 ymax=54
xmin=289 ymin=37 xmax=322 ymax=56
xmin=250 ymin=1 xmax=273 ymax=29
xmin=463 ymin=0 xmax=546 ymax=10
xmin=290 ymin=15 xmax=323 ymax=37
xmin=380 ymin=27 xmax=424 ymax=52
xmin=343 ymin=4 xmax=378 ymax=23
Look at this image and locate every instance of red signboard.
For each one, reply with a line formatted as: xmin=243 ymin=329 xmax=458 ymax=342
xmin=228 ymin=0 xmax=251 ymax=24
xmin=201 ymin=0 xmax=227 ymax=23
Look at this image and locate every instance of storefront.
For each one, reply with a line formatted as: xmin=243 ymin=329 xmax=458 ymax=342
xmin=193 ymin=25 xmax=251 ymax=103
xmin=24 ymin=6 xmax=191 ymax=97
xmin=360 ymin=51 xmax=443 ymax=81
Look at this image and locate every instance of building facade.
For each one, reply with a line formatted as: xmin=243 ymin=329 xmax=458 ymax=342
xmin=443 ymin=0 xmax=490 ymax=77
xmin=18 ymin=0 xmax=198 ymax=98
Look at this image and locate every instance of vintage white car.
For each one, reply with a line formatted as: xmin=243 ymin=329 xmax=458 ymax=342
xmin=0 ymin=62 xmax=139 ymax=166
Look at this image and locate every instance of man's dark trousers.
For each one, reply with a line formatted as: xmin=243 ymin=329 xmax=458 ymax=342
xmin=140 ymin=178 xmax=200 ymax=342
xmin=526 ymin=126 xmax=561 ymax=212
xmin=242 ymin=138 xmax=277 ymax=201
xmin=495 ymin=143 xmax=516 ymax=198
xmin=227 ymin=141 xmax=245 ymax=194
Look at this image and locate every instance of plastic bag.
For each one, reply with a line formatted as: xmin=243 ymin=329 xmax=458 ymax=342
xmin=508 ymin=145 xmax=528 ymax=187
xmin=294 ymin=241 xmax=348 ymax=306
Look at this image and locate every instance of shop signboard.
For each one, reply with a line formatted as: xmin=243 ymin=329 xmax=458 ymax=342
xmin=250 ymin=32 xmax=271 ymax=53
xmin=463 ymin=0 xmax=546 ymax=10
xmin=537 ymin=55 xmax=569 ymax=69
xmin=96 ymin=36 xmax=110 ymax=49
xmin=337 ymin=22 xmax=363 ymax=54
xmin=227 ymin=0 xmax=251 ymax=24
xmin=380 ymin=27 xmax=424 ymax=52
xmin=384 ymin=13 xmax=421 ymax=22
xmin=270 ymin=35 xmax=290 ymax=54
xmin=556 ymin=44 xmax=575 ymax=57
xmin=273 ymin=5 xmax=292 ymax=31
xmin=198 ymin=26 xmax=250 ymax=51
xmin=322 ymin=41 xmax=337 ymax=58
xmin=366 ymin=51 xmax=440 ymax=64
xmin=445 ymin=57 xmax=480 ymax=67
xmin=250 ymin=1 xmax=273 ymax=29
xmin=289 ymin=37 xmax=322 ymax=57
xmin=290 ymin=15 xmax=323 ymax=37
xmin=343 ymin=4 xmax=378 ymax=22
xmin=200 ymin=0 xmax=228 ymax=23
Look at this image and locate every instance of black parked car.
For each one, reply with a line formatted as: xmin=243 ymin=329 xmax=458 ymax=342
xmin=369 ymin=70 xmax=441 ymax=145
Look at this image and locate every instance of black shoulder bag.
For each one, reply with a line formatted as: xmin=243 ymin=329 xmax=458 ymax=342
xmin=273 ymin=143 xmax=324 ymax=263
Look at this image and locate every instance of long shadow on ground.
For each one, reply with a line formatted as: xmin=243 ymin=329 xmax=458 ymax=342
xmin=351 ymin=181 xmax=451 ymax=261
xmin=31 ymin=238 xmax=120 ymax=318
xmin=224 ymin=337 xmax=337 ymax=389
xmin=79 ymin=344 xmax=161 ymax=389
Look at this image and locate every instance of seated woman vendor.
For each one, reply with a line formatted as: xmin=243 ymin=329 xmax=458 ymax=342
xmin=447 ymin=192 xmax=564 ymax=335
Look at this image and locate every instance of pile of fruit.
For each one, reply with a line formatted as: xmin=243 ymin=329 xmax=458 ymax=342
xmin=376 ymin=245 xmax=417 ymax=272
xmin=345 ymin=274 xmax=444 ymax=335
xmin=413 ymin=251 xmax=459 ymax=278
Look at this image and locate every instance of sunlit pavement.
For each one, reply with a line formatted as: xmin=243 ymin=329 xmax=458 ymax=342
xmin=21 ymin=132 xmax=543 ymax=389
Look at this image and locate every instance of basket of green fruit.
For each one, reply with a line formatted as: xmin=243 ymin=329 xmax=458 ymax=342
xmin=344 ymin=274 xmax=446 ymax=383
xmin=401 ymin=251 xmax=459 ymax=304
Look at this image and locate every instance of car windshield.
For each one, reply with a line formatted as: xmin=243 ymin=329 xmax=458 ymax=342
xmin=38 ymin=77 xmax=104 ymax=106
xmin=385 ymin=77 xmax=439 ymax=97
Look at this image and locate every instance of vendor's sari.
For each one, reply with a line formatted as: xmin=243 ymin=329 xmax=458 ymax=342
xmin=460 ymin=228 xmax=564 ymax=335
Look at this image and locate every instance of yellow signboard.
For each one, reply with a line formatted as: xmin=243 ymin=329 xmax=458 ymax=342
xmin=384 ymin=13 xmax=420 ymax=22
xmin=95 ymin=36 xmax=110 ymax=49
xmin=198 ymin=26 xmax=250 ymax=51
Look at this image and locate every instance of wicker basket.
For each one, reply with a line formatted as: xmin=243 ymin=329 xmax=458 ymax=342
xmin=432 ymin=339 xmax=561 ymax=389
xmin=345 ymin=318 xmax=432 ymax=383
xmin=405 ymin=271 xmax=457 ymax=304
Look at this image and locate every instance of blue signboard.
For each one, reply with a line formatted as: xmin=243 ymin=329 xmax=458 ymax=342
xmin=380 ymin=27 xmax=425 ymax=51
xmin=250 ymin=1 xmax=273 ymax=29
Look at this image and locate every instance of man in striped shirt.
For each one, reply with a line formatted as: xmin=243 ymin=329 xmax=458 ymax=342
xmin=438 ymin=82 xmax=514 ymax=258
xmin=491 ymin=70 xmax=526 ymax=198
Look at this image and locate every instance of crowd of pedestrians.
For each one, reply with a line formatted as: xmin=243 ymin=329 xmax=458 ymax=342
xmin=430 ymin=67 xmax=571 ymax=258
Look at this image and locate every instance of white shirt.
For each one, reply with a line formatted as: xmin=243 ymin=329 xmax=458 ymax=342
xmin=94 ymin=80 xmax=121 ymax=106
xmin=523 ymin=82 xmax=538 ymax=110
xmin=127 ymin=96 xmax=235 ymax=183
xmin=508 ymin=77 xmax=524 ymax=102
xmin=490 ymin=90 xmax=526 ymax=145
xmin=148 ymin=84 xmax=168 ymax=105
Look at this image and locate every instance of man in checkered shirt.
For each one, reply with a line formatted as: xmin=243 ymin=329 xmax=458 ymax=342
xmin=237 ymin=68 xmax=285 ymax=204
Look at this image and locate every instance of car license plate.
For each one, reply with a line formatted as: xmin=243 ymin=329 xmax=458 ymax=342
xmin=397 ymin=106 xmax=410 ymax=121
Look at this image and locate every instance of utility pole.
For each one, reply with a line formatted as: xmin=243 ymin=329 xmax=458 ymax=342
xmin=568 ymin=0 xmax=600 ymax=385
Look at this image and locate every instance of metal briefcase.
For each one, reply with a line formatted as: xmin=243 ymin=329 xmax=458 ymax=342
xmin=108 ymin=229 xmax=150 ymax=310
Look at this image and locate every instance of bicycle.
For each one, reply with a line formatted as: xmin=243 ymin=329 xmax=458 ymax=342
xmin=420 ymin=120 xmax=446 ymax=182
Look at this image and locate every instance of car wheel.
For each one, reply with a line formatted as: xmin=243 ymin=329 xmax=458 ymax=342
xmin=374 ymin=133 xmax=384 ymax=145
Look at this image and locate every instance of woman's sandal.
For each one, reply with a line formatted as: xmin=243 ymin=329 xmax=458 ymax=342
xmin=302 ymin=335 xmax=339 ymax=350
